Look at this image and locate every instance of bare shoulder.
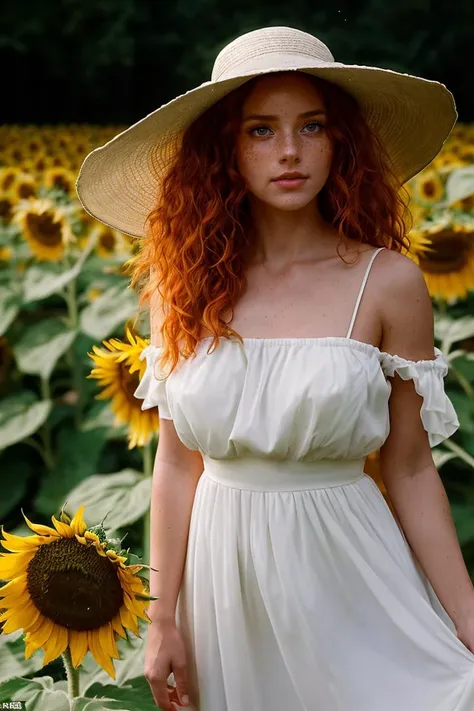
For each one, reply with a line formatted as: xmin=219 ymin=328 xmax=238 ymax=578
xmin=372 ymin=248 xmax=435 ymax=360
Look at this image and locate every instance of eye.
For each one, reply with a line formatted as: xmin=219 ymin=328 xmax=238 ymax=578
xmin=248 ymin=125 xmax=270 ymax=137
xmin=247 ymin=121 xmax=325 ymax=137
xmin=303 ymin=122 xmax=324 ymax=133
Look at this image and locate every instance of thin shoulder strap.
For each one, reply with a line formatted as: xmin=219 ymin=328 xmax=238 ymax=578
xmin=346 ymin=247 xmax=385 ymax=339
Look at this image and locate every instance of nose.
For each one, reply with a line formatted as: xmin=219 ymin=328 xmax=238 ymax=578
xmin=278 ymin=131 xmax=301 ymax=164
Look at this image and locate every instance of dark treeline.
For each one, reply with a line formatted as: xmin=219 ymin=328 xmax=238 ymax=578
xmin=1 ymin=0 xmax=473 ymax=125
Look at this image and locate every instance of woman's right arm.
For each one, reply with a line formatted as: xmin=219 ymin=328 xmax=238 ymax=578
xmin=145 ymin=423 xmax=203 ymax=709
xmin=144 ymin=282 xmax=203 ymax=710
xmin=148 ymin=432 xmax=204 ymax=627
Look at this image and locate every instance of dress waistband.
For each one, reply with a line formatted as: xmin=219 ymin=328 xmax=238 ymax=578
xmin=202 ymin=456 xmax=366 ymax=492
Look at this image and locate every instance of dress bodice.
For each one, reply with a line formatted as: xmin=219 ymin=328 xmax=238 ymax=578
xmin=134 ymin=336 xmax=459 ymax=458
xmin=133 ymin=247 xmax=459 ymax=458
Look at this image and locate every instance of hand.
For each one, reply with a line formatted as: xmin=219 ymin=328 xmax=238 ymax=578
xmin=144 ymin=621 xmax=190 ymax=710
xmin=455 ymin=614 xmax=474 ymax=654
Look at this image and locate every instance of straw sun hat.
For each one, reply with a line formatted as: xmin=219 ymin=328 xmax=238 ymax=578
xmin=76 ymin=25 xmax=457 ymax=238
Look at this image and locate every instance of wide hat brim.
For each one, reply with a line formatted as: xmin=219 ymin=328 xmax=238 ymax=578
xmin=76 ymin=55 xmax=457 ymax=238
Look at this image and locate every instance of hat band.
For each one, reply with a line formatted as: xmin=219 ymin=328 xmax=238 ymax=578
xmin=212 ymin=51 xmax=333 ymax=82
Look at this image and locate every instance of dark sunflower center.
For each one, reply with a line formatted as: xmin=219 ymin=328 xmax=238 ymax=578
xmin=418 ymin=232 xmax=472 ymax=274
xmin=18 ymin=183 xmax=35 ymax=200
xmin=2 ymin=174 xmax=15 ymax=192
xmin=26 ymin=538 xmax=123 ymax=630
xmin=52 ymin=176 xmax=71 ymax=193
xmin=423 ymin=181 xmax=437 ymax=198
xmin=0 ymin=199 xmax=13 ymax=220
xmin=100 ymin=232 xmax=116 ymax=252
xmin=122 ymin=365 xmax=142 ymax=402
xmin=26 ymin=212 xmax=62 ymax=247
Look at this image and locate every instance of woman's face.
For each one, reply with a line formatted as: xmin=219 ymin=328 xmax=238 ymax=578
xmin=235 ymin=72 xmax=333 ymax=211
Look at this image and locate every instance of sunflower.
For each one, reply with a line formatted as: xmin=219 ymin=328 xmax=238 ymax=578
xmin=414 ymin=169 xmax=445 ymax=204
xmin=0 ymin=166 xmax=23 ymax=194
xmin=432 ymin=152 xmax=465 ymax=171
xmin=9 ymin=172 xmax=37 ymax=203
xmin=94 ymin=224 xmax=132 ymax=258
xmin=13 ymin=198 xmax=74 ymax=262
xmin=413 ymin=216 xmax=474 ymax=303
xmin=0 ymin=246 xmax=13 ymax=262
xmin=0 ymin=505 xmax=151 ymax=678
xmin=86 ymin=286 xmax=104 ymax=302
xmin=31 ymin=152 xmax=55 ymax=176
xmin=43 ymin=167 xmax=77 ymax=196
xmin=0 ymin=197 xmax=14 ymax=222
xmin=87 ymin=328 xmax=159 ymax=449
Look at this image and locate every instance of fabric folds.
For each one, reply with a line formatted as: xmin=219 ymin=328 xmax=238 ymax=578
xmin=133 ymin=344 xmax=173 ymax=420
xmin=379 ymin=346 xmax=460 ymax=447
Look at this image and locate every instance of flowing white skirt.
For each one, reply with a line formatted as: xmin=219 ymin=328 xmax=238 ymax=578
xmin=174 ymin=457 xmax=474 ymax=711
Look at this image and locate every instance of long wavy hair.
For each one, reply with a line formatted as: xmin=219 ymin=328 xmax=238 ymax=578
xmin=128 ymin=71 xmax=412 ymax=377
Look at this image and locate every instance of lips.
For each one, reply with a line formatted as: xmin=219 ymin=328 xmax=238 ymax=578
xmin=272 ymin=174 xmax=307 ymax=181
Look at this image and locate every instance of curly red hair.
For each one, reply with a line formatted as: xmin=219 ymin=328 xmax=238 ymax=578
xmin=128 ymin=71 xmax=412 ymax=376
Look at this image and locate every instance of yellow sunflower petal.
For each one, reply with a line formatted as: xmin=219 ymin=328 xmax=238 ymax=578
xmin=0 ymin=530 xmax=49 ymax=552
xmin=111 ymin=612 xmax=127 ymax=639
xmin=0 ymin=600 xmax=41 ymax=631
xmin=41 ymin=624 xmax=68 ymax=667
xmin=0 ymin=551 xmax=35 ymax=579
xmin=0 ymin=573 xmax=27 ymax=597
xmin=25 ymin=638 xmax=40 ymax=660
xmin=0 ymin=586 xmax=32 ymax=608
xmin=69 ymin=629 xmax=89 ymax=668
xmin=22 ymin=513 xmax=60 ymax=537
xmin=99 ymin=622 xmax=120 ymax=660
xmin=24 ymin=610 xmax=44 ymax=637
xmin=119 ymin=604 xmax=139 ymax=636
xmin=123 ymin=590 xmax=145 ymax=618
xmin=26 ymin=615 xmax=56 ymax=651
xmin=88 ymin=629 xmax=116 ymax=679
xmin=0 ymin=614 xmax=22 ymax=634
xmin=51 ymin=516 xmax=74 ymax=538
xmin=69 ymin=505 xmax=87 ymax=536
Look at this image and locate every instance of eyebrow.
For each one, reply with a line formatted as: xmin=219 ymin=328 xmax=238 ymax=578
xmin=242 ymin=109 xmax=327 ymax=123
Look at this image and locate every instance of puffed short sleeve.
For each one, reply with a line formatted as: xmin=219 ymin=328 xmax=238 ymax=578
xmin=380 ymin=347 xmax=459 ymax=447
xmin=133 ymin=344 xmax=173 ymax=420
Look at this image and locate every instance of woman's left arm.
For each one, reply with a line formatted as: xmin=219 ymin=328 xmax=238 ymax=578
xmin=378 ymin=251 xmax=474 ymax=650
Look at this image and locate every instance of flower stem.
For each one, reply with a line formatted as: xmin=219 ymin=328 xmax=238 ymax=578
xmin=63 ymin=274 xmax=83 ymax=429
xmin=142 ymin=439 xmax=154 ymax=566
xmin=443 ymin=438 xmax=474 ymax=471
xmin=450 ymin=363 xmax=474 ymax=401
xmin=62 ymin=648 xmax=80 ymax=699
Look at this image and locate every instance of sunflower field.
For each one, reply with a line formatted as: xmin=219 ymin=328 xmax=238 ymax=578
xmin=0 ymin=122 xmax=474 ymax=709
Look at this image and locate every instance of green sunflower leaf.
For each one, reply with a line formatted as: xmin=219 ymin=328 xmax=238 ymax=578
xmin=0 ymin=673 xmax=70 ymax=709
xmin=13 ymin=318 xmax=77 ymax=380
xmin=79 ymin=284 xmax=138 ymax=340
xmin=0 ymin=285 xmax=21 ymax=338
xmin=22 ymin=235 xmax=95 ymax=303
xmin=79 ymin=675 xmax=156 ymax=711
xmin=0 ymin=631 xmax=44 ymax=685
xmin=0 ymin=395 xmax=52 ymax=450
xmin=445 ymin=166 xmax=474 ymax=206
xmin=63 ymin=469 xmax=152 ymax=531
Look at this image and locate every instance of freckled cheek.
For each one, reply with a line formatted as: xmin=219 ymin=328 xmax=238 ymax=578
xmin=236 ymin=144 xmax=264 ymax=181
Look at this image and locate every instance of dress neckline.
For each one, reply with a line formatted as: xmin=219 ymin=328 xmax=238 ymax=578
xmin=199 ymin=334 xmax=379 ymax=352
xmin=197 ymin=335 xmax=443 ymax=365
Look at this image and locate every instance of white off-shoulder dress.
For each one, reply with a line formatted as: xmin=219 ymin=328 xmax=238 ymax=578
xmin=134 ymin=247 xmax=474 ymax=711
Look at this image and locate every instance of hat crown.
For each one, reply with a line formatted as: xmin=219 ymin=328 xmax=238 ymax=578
xmin=211 ymin=26 xmax=335 ymax=83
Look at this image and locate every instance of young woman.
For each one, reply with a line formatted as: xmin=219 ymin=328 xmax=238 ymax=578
xmin=77 ymin=25 xmax=474 ymax=711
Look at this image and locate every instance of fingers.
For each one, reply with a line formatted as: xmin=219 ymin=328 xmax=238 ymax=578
xmin=173 ymin=663 xmax=190 ymax=707
xmin=145 ymin=674 xmax=173 ymax=710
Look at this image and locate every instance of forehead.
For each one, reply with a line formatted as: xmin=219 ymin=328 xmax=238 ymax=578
xmin=243 ymin=72 xmax=324 ymax=107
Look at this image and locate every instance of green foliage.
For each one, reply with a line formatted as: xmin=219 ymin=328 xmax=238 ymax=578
xmin=0 ymin=395 xmax=52 ymax=449
xmin=65 ymin=469 xmax=152 ymax=531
